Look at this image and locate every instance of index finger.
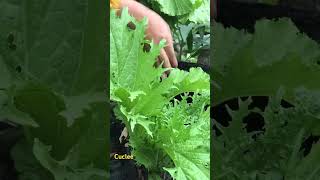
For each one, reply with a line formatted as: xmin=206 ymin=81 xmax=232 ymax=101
xmin=159 ymin=48 xmax=172 ymax=69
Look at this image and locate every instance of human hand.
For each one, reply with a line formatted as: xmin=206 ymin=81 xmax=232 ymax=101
xmin=120 ymin=0 xmax=178 ymax=68
xmin=145 ymin=12 xmax=178 ymax=68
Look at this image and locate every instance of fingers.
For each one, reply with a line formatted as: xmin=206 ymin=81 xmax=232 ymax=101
xmin=164 ymin=40 xmax=178 ymax=68
xmin=159 ymin=48 xmax=172 ymax=69
xmin=157 ymin=57 xmax=168 ymax=79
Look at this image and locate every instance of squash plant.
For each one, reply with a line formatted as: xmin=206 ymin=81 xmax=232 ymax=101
xmin=110 ymin=8 xmax=210 ymax=179
xmin=212 ymin=18 xmax=320 ymax=179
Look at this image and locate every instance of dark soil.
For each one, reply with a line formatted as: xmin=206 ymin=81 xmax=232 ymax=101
xmin=178 ymin=61 xmax=210 ymax=73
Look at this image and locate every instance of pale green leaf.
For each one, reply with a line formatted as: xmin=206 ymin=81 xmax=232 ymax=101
xmin=188 ymin=0 xmax=210 ymax=25
xmin=155 ymin=0 xmax=193 ymax=16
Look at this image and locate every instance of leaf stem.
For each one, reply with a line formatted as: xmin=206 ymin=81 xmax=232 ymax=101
xmin=178 ymin=24 xmax=184 ymax=62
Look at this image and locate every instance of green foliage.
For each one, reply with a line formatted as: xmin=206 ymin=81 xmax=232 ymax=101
xmin=33 ymin=138 xmax=108 ymax=180
xmin=212 ymin=18 xmax=320 ymax=179
xmin=154 ymin=0 xmax=194 ymax=16
xmin=213 ymin=18 xmax=320 ymax=105
xmin=0 ymin=0 xmax=107 ymax=179
xmin=188 ymin=0 xmax=210 ymax=25
xmin=213 ymin=93 xmax=320 ymax=179
xmin=110 ymin=8 xmax=210 ymax=179
xmin=174 ymin=23 xmax=210 ymax=63
xmin=153 ymin=0 xmax=210 ymax=26
xmin=12 ymin=138 xmax=53 ymax=180
xmin=140 ymin=0 xmax=209 ymax=23
xmin=138 ymin=0 xmax=210 ymax=63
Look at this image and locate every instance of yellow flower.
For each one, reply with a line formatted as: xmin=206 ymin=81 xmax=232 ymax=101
xmin=110 ymin=0 xmax=120 ymax=9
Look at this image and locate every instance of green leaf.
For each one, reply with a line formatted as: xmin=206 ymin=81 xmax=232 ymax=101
xmin=213 ymin=18 xmax=320 ymax=105
xmin=166 ymin=67 xmax=210 ymax=97
xmin=295 ymin=142 xmax=320 ymax=179
xmin=33 ymin=139 xmax=108 ymax=180
xmin=110 ymin=8 xmax=210 ymax=179
xmin=1 ymin=1 xmax=108 ymax=179
xmin=11 ymin=102 xmax=108 ymax=180
xmin=11 ymin=138 xmax=54 ymax=180
xmin=0 ymin=103 xmax=38 ymax=127
xmin=110 ymin=8 xmax=165 ymax=93
xmin=63 ymin=102 xmax=108 ymax=169
xmin=213 ymin=91 xmax=320 ymax=179
xmin=188 ymin=0 xmax=210 ymax=26
xmin=0 ymin=86 xmax=38 ymax=127
xmin=59 ymin=92 xmax=106 ymax=126
xmin=13 ymin=83 xmax=79 ymax=159
xmin=0 ymin=0 xmax=106 ymax=96
xmin=111 ymin=8 xmax=172 ymax=133
xmin=160 ymin=95 xmax=210 ymax=180
xmin=154 ymin=0 xmax=194 ymax=16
